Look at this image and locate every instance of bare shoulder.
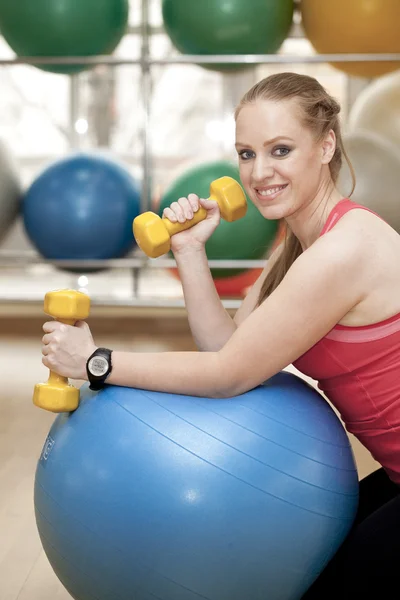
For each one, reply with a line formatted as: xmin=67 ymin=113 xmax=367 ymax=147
xmin=317 ymin=207 xmax=400 ymax=268
xmin=309 ymin=207 xmax=400 ymax=324
xmin=326 ymin=207 xmax=399 ymax=245
xmin=290 ymin=213 xmax=373 ymax=290
xmin=295 ymin=208 xmax=400 ymax=309
xmin=235 ymin=208 xmax=400 ymax=328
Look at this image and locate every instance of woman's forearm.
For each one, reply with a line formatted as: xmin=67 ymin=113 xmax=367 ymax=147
xmin=106 ymin=349 xmax=228 ymax=398
xmin=175 ymin=247 xmax=237 ymax=351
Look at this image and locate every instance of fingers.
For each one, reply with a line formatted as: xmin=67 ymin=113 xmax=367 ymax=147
xmin=162 ymin=206 xmax=179 ymax=223
xmin=42 ymin=355 xmax=55 ymax=369
xmin=163 ymin=194 xmax=200 ymax=223
xmin=42 ymin=330 xmax=57 ymax=358
xmin=187 ymin=193 xmax=200 ymax=213
xmin=42 ymin=333 xmax=52 ymax=345
xmin=199 ymin=197 xmax=219 ymax=212
xmin=42 ymin=320 xmax=60 ymax=333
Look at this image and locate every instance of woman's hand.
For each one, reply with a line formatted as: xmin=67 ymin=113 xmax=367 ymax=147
xmin=41 ymin=320 xmax=97 ymax=380
xmin=162 ymin=193 xmax=221 ymax=255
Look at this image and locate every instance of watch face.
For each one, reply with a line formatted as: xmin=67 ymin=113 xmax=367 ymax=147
xmin=88 ymin=356 xmax=109 ymax=377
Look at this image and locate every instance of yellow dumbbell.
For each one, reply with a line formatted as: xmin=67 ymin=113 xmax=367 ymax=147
xmin=133 ymin=176 xmax=248 ymax=258
xmin=33 ymin=289 xmax=91 ymax=413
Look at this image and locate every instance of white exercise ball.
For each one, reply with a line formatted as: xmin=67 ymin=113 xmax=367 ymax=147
xmin=0 ymin=140 xmax=22 ymax=244
xmin=348 ymin=70 xmax=400 ymax=150
xmin=338 ymin=131 xmax=400 ymax=233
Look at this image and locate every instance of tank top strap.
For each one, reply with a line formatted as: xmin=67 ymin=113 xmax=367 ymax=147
xmin=320 ymin=198 xmax=381 ymax=237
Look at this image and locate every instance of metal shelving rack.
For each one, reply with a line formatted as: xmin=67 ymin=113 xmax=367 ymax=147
xmin=1 ymin=0 xmax=399 ymax=311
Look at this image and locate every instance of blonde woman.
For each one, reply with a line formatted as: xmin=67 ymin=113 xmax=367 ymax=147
xmin=42 ymin=73 xmax=400 ymax=598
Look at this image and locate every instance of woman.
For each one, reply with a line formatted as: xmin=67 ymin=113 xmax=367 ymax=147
xmin=41 ymin=72 xmax=400 ymax=597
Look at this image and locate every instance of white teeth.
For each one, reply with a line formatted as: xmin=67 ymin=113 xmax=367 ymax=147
xmin=257 ymin=185 xmax=286 ymax=196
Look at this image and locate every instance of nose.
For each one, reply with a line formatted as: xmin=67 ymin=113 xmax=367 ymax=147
xmin=251 ymin=156 xmax=274 ymax=185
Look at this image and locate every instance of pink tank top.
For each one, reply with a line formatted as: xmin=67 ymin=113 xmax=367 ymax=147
xmin=293 ymin=199 xmax=400 ymax=484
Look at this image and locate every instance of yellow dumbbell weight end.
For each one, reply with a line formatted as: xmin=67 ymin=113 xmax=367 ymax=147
xmin=33 ymin=289 xmax=91 ymax=413
xmin=133 ymin=176 xmax=248 ymax=259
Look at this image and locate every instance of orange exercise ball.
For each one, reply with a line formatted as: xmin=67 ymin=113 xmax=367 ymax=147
xmin=169 ymin=266 xmax=263 ymax=299
xmin=300 ymin=0 xmax=400 ymax=78
xmin=213 ymin=269 xmax=263 ymax=298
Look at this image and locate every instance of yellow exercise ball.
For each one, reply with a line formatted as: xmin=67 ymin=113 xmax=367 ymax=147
xmin=338 ymin=131 xmax=400 ymax=232
xmin=300 ymin=0 xmax=400 ymax=78
xmin=348 ymin=70 xmax=400 ymax=150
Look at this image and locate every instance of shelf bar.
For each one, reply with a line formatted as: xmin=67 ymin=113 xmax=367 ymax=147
xmin=0 ymin=251 xmax=268 ymax=270
xmin=0 ymin=296 xmax=242 ymax=310
xmin=0 ymin=53 xmax=398 ymax=66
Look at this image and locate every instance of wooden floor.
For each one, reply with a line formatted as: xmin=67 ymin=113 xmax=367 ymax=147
xmin=0 ymin=314 xmax=379 ymax=600
xmin=0 ymin=334 xmax=72 ymax=600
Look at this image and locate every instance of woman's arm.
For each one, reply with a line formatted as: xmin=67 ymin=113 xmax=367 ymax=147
xmin=175 ymin=241 xmax=284 ymax=351
xmin=174 ymin=246 xmax=236 ymax=351
xmin=42 ymin=227 xmax=367 ymax=399
xmin=233 ymin=242 xmax=283 ymax=327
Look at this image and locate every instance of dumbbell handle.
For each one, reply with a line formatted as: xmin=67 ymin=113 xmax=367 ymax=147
xmin=46 ymin=317 xmax=75 ymax=388
xmin=163 ymin=205 xmax=209 ymax=235
xmin=47 ymin=371 xmax=70 ymax=388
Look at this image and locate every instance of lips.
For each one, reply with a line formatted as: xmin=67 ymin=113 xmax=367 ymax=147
xmin=254 ymin=184 xmax=288 ymax=201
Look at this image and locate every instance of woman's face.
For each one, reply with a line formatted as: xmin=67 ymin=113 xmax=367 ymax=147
xmin=235 ymin=98 xmax=333 ymax=221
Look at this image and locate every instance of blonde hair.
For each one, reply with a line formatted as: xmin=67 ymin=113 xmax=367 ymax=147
xmin=235 ymin=72 xmax=356 ymax=306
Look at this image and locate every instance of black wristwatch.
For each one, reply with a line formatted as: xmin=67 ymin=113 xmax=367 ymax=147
xmin=86 ymin=347 xmax=113 ymax=390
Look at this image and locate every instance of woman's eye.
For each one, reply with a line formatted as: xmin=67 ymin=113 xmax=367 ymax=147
xmin=273 ymin=146 xmax=291 ymax=157
xmin=238 ymin=150 xmax=254 ymax=161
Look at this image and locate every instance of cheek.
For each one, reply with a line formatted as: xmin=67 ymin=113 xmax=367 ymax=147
xmin=273 ymin=160 xmax=298 ymax=185
xmin=285 ymin=155 xmax=319 ymax=184
xmin=238 ymin=161 xmax=251 ymax=186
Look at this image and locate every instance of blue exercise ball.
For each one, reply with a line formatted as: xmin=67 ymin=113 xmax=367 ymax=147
xmin=34 ymin=372 xmax=359 ymax=600
xmin=22 ymin=153 xmax=141 ymax=265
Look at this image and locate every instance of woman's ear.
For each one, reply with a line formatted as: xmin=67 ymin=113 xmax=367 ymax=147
xmin=321 ymin=129 xmax=336 ymax=164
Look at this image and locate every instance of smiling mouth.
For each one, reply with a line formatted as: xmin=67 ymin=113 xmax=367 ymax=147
xmin=255 ymin=184 xmax=288 ymax=198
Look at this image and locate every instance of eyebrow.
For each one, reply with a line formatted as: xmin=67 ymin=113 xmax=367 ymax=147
xmin=235 ymin=136 xmax=295 ymax=148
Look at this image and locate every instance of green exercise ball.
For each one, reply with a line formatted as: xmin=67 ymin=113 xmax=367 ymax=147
xmin=159 ymin=160 xmax=279 ymax=279
xmin=162 ymin=0 xmax=294 ymax=72
xmin=0 ymin=0 xmax=129 ymax=74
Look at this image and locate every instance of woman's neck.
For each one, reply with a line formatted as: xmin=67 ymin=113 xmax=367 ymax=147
xmin=285 ymin=181 xmax=344 ymax=250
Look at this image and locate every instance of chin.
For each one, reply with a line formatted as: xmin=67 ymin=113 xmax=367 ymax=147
xmin=257 ymin=203 xmax=288 ymax=221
